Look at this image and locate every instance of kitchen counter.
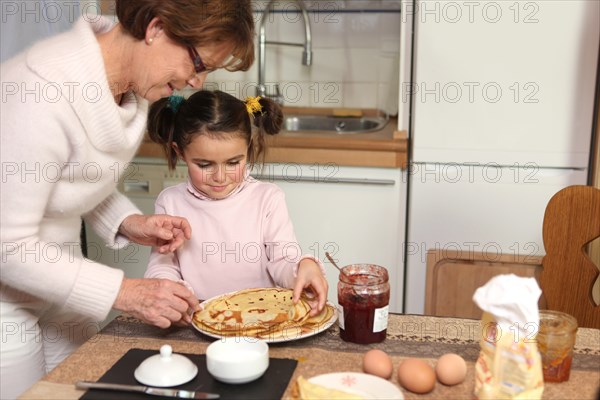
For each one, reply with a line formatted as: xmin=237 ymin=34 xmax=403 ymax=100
xmin=136 ymin=107 xmax=408 ymax=169
xmin=20 ymin=314 xmax=600 ymax=399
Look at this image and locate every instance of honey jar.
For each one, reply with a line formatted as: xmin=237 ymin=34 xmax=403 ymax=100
xmin=337 ymin=264 xmax=390 ymax=344
xmin=537 ymin=310 xmax=578 ymax=382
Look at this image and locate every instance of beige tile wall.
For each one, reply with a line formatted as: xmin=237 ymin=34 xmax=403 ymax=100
xmin=204 ymin=1 xmax=402 ymax=114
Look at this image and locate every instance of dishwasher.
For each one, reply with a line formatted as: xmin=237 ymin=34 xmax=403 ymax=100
xmin=86 ymin=157 xmax=407 ymax=313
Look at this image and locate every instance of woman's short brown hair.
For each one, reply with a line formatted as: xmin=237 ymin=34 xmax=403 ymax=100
xmin=116 ymin=0 xmax=254 ymax=71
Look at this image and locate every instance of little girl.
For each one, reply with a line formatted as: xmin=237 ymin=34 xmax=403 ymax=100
xmin=145 ymin=90 xmax=328 ymax=315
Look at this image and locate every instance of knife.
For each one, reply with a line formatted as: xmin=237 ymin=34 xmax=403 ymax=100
xmin=75 ymin=381 xmax=219 ymax=399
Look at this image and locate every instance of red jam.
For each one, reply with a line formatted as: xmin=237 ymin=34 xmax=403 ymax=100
xmin=338 ymin=265 xmax=390 ymax=344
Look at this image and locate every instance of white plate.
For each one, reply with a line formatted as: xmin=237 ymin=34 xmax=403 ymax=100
xmin=192 ymin=291 xmax=338 ymax=343
xmin=309 ymin=372 xmax=404 ymax=400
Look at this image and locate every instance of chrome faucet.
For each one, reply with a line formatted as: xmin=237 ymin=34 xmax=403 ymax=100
xmin=256 ymin=0 xmax=312 ymax=105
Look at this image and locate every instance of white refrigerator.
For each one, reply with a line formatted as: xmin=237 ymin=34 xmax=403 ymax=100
xmin=403 ymin=0 xmax=599 ymax=314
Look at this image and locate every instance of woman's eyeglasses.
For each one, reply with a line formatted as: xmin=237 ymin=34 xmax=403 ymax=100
xmin=187 ymin=46 xmax=207 ymax=76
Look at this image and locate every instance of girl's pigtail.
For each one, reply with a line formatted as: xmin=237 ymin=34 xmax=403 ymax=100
xmin=245 ymin=96 xmax=283 ymax=166
xmin=250 ymin=96 xmax=283 ymax=135
xmin=147 ymin=96 xmax=186 ymax=170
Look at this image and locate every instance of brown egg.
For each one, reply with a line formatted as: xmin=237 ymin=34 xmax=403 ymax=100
xmin=435 ymin=353 xmax=467 ymax=386
xmin=397 ymin=358 xmax=436 ymax=394
xmin=362 ymin=349 xmax=393 ymax=379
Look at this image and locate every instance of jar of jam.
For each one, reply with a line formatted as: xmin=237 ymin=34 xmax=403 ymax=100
xmin=337 ymin=264 xmax=390 ymax=344
xmin=537 ymin=310 xmax=578 ymax=382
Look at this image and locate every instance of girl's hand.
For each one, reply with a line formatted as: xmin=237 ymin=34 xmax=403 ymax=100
xmin=293 ymin=259 xmax=329 ymax=316
xmin=119 ymin=214 xmax=192 ymax=253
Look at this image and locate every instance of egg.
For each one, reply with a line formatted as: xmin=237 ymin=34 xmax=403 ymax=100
xmin=397 ymin=358 xmax=436 ymax=394
xmin=362 ymin=349 xmax=393 ymax=379
xmin=435 ymin=353 xmax=467 ymax=386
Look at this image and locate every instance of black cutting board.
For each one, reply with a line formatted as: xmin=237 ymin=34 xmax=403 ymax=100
xmin=79 ymin=348 xmax=297 ymax=400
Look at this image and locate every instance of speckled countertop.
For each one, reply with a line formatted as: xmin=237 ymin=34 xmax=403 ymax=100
xmin=20 ymin=314 xmax=600 ymax=400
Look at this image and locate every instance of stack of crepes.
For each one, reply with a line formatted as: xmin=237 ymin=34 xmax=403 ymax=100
xmin=193 ymin=288 xmax=335 ymax=341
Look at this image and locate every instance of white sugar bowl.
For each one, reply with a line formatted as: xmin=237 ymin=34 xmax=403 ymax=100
xmin=134 ymin=345 xmax=198 ymax=387
xmin=206 ymin=337 xmax=269 ymax=384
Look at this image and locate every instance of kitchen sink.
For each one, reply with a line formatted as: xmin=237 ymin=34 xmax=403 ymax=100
xmin=283 ymin=114 xmax=388 ymax=134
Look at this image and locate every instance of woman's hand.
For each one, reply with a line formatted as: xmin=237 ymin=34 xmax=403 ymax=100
xmin=119 ymin=214 xmax=192 ymax=253
xmin=113 ymin=278 xmax=200 ymax=328
xmin=293 ymin=259 xmax=329 ymax=316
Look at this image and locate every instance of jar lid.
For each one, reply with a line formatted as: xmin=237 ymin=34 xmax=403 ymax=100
xmin=134 ymin=345 xmax=198 ymax=387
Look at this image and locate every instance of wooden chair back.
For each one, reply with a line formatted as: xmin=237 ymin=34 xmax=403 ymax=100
xmin=539 ymin=185 xmax=600 ymax=328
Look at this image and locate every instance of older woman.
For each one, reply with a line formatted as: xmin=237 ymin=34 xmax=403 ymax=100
xmin=0 ymin=1 xmax=254 ymax=398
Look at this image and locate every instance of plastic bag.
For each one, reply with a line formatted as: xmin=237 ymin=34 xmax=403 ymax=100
xmin=473 ymin=275 xmax=544 ymax=399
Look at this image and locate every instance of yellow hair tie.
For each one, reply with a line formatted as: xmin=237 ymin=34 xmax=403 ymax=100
xmin=245 ymin=96 xmax=263 ymax=117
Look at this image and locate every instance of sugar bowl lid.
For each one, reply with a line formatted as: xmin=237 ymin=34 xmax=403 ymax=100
xmin=134 ymin=345 xmax=198 ymax=387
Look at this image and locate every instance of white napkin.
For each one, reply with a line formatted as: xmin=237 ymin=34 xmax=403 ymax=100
xmin=473 ymin=274 xmax=541 ymax=333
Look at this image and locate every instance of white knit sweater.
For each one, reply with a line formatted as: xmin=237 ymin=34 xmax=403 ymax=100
xmin=0 ymin=17 xmax=148 ymax=320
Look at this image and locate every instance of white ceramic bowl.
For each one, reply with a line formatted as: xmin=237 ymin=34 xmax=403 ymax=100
xmin=206 ymin=337 xmax=269 ymax=384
